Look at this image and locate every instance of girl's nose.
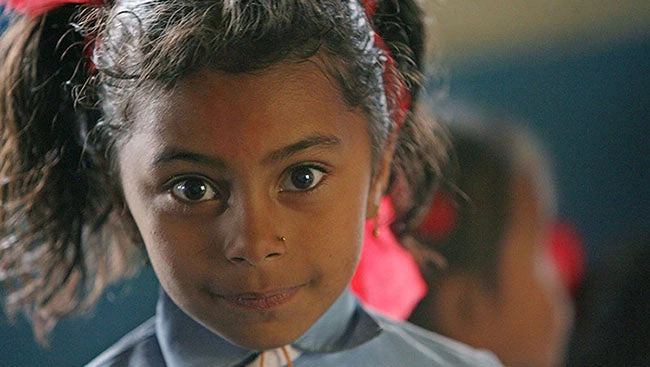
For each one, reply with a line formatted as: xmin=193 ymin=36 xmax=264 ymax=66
xmin=224 ymin=200 xmax=286 ymax=266
xmin=226 ymin=236 xmax=285 ymax=265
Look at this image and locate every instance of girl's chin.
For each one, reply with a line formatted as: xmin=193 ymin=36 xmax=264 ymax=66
xmin=193 ymin=306 xmax=316 ymax=350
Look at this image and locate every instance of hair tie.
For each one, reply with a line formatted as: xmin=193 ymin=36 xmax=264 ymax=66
xmin=361 ymin=0 xmax=411 ymax=128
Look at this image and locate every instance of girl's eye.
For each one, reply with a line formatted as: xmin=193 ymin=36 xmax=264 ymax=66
xmin=170 ymin=177 xmax=219 ymax=203
xmin=280 ymin=165 xmax=326 ymax=192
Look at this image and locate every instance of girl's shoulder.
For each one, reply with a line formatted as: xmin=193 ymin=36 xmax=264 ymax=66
xmin=355 ymin=312 xmax=503 ymax=366
xmin=85 ymin=318 xmax=164 ymax=367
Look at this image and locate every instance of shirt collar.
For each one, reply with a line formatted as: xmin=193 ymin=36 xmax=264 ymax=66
xmin=156 ymin=287 xmax=382 ymax=366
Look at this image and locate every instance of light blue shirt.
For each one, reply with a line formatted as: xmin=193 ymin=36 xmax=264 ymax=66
xmin=87 ymin=288 xmax=502 ymax=366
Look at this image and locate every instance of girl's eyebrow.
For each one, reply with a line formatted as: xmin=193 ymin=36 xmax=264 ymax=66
xmin=261 ymin=135 xmax=341 ymax=165
xmin=151 ymin=135 xmax=341 ymax=169
xmin=151 ymin=150 xmax=228 ymax=169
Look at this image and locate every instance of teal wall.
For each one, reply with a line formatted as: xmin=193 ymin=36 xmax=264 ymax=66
xmin=442 ymin=38 xmax=649 ymax=266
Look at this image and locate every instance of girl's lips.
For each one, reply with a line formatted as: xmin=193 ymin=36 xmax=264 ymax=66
xmin=220 ymin=286 xmax=301 ymax=311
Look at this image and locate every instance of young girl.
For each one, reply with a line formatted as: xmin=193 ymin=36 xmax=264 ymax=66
xmin=0 ymin=0 xmax=502 ymax=365
xmin=404 ymin=107 xmax=575 ymax=367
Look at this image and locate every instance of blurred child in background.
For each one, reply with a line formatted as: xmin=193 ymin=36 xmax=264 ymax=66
xmin=401 ymin=107 xmax=579 ymax=367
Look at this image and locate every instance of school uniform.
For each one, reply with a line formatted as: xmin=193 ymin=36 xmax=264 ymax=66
xmin=87 ymin=288 xmax=502 ymax=366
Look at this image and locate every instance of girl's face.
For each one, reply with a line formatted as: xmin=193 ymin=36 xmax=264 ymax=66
xmin=117 ymin=62 xmax=385 ymax=349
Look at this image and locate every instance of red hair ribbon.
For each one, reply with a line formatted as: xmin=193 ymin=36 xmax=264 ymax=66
xmin=352 ymin=196 xmax=427 ymax=320
xmin=416 ymin=190 xmax=458 ymax=240
xmin=361 ymin=0 xmax=411 ymax=127
xmin=0 ymin=0 xmax=99 ymax=16
xmin=546 ymin=220 xmax=585 ymax=295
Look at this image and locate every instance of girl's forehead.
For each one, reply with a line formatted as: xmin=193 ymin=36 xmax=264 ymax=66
xmin=132 ymin=60 xmax=343 ymax=129
xmin=126 ymin=61 xmax=369 ymax=161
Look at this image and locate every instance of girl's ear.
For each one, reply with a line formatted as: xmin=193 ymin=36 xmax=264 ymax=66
xmin=366 ymin=130 xmax=398 ymax=219
xmin=121 ymin=202 xmax=144 ymax=245
xmin=110 ymin=179 xmax=144 ymax=246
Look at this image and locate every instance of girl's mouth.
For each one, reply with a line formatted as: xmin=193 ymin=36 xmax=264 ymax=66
xmin=220 ymin=286 xmax=301 ymax=311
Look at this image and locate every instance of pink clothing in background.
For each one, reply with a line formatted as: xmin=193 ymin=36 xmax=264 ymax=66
xmin=351 ymin=197 xmax=427 ymax=320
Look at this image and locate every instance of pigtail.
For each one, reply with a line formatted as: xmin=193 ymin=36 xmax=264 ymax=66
xmin=369 ymin=0 xmax=452 ymax=236
xmin=0 ymin=5 xmax=140 ymax=343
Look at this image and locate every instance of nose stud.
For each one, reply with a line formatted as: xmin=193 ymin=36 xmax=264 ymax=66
xmin=277 ymin=235 xmax=286 ymax=242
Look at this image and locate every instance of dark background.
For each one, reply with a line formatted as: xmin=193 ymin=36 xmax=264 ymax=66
xmin=1 ymin=5 xmax=648 ymax=367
